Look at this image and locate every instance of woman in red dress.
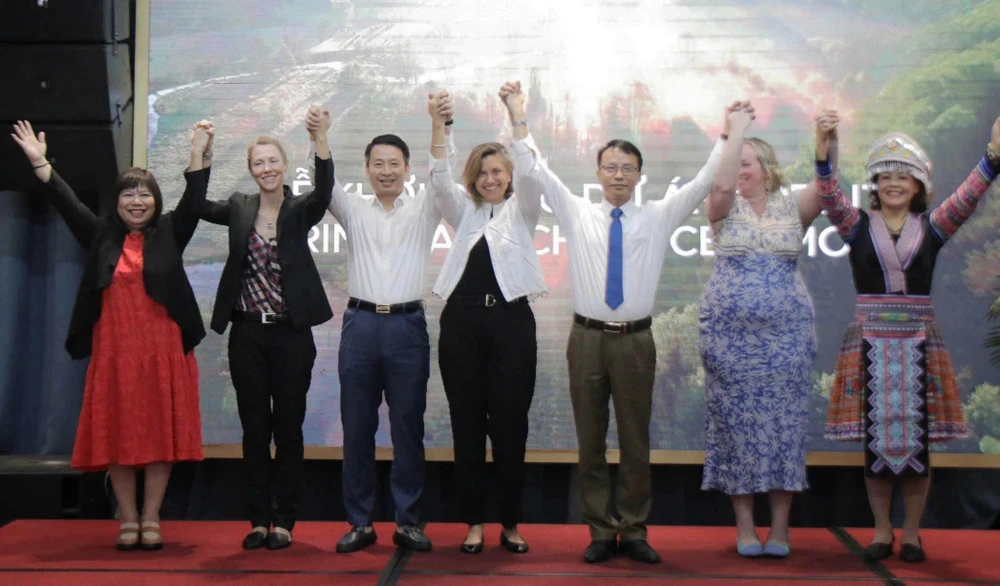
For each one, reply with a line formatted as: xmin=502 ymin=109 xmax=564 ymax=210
xmin=11 ymin=120 xmax=213 ymax=551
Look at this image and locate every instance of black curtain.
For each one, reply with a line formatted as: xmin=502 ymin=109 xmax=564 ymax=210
xmin=0 ymin=188 xmax=87 ymax=455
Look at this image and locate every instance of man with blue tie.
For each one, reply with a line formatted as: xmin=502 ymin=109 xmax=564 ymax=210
xmin=503 ymin=80 xmax=749 ymax=564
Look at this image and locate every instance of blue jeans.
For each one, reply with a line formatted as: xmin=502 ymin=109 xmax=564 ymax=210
xmin=338 ymin=307 xmax=429 ymax=527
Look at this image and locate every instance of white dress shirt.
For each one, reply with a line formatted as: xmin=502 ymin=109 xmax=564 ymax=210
xmin=430 ymin=154 xmax=547 ymax=302
xmin=511 ymin=134 xmax=723 ymax=321
xmin=313 ymin=137 xmax=457 ymax=305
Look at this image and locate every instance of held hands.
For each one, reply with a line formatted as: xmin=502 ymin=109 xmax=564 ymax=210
xmin=723 ymin=101 xmax=755 ymax=136
xmin=427 ymin=90 xmax=453 ymax=124
xmin=11 ymin=120 xmax=47 ymax=167
xmin=305 ymin=105 xmax=331 ymax=140
xmin=814 ymin=109 xmax=841 ymax=161
xmin=499 ymin=81 xmax=525 ymax=118
xmin=190 ymin=120 xmax=214 ymax=156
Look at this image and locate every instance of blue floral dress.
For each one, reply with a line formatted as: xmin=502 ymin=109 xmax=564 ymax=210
xmin=698 ymin=192 xmax=815 ymax=494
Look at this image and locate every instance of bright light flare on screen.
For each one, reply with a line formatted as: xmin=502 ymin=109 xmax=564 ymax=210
xmin=308 ymin=0 xmax=848 ymax=137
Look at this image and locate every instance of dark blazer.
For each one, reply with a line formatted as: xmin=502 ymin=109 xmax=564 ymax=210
xmin=201 ymin=156 xmax=335 ymax=334
xmin=42 ymin=168 xmax=210 ymax=360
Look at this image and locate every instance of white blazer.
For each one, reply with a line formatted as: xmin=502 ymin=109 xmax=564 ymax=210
xmin=430 ymin=154 xmax=547 ymax=302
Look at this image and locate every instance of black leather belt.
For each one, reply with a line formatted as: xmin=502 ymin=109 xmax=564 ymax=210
xmin=448 ymin=293 xmax=528 ymax=308
xmin=232 ymin=310 xmax=291 ymax=324
xmin=349 ymin=297 xmax=425 ymax=314
xmin=573 ymin=313 xmax=652 ymax=334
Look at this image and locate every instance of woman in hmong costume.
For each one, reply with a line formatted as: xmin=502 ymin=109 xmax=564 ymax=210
xmin=814 ymin=111 xmax=1000 ymax=563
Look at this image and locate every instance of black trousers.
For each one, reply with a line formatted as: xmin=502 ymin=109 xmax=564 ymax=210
xmin=228 ymin=319 xmax=316 ymax=531
xmin=438 ymin=301 xmax=537 ymax=529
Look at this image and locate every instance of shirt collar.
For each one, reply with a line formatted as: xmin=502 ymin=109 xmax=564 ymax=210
xmin=369 ymin=192 xmax=406 ymax=211
xmin=600 ymin=196 xmax=636 ymax=217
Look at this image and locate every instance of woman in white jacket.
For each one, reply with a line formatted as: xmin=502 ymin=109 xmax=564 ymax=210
xmin=428 ymin=85 xmax=546 ymax=555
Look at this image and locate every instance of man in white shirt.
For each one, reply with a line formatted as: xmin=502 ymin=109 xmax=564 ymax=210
xmin=505 ymin=80 xmax=747 ymax=564
xmin=325 ymin=114 xmax=453 ymax=553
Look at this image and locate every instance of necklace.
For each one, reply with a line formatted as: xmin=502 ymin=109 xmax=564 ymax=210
xmin=885 ymin=216 xmax=906 ymax=235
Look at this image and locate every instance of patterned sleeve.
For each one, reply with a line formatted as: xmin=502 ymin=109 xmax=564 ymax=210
xmin=929 ymin=156 xmax=998 ymax=243
xmin=815 ymin=159 xmax=861 ymax=242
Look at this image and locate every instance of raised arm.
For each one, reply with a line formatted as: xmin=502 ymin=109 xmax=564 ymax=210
xmin=814 ymin=111 xmax=860 ymax=242
xmin=169 ymin=121 xmax=214 ymax=247
xmin=299 ymin=105 xmax=335 ymax=226
xmin=500 ymin=81 xmax=542 ymax=226
xmin=929 ymin=117 xmax=1000 ymax=242
xmin=11 ymin=120 xmax=100 ymax=247
xmin=797 ymin=109 xmax=841 ymax=228
xmin=655 ymin=107 xmax=734 ymax=226
xmin=428 ymin=90 xmax=468 ymax=227
xmin=505 ymin=83 xmax=584 ymax=224
xmin=706 ymin=101 xmax=755 ymax=222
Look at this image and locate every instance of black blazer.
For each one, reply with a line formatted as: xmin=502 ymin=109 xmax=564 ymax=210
xmin=42 ymin=168 xmax=210 ymax=360
xmin=201 ymin=156 xmax=335 ymax=334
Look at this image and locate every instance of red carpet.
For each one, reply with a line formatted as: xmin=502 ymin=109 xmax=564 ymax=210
xmin=0 ymin=520 xmax=996 ymax=585
xmin=846 ymin=527 xmax=1000 ymax=582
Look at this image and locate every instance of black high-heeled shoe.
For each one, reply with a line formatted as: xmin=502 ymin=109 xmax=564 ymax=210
xmin=500 ymin=530 xmax=529 ymax=554
xmin=460 ymin=540 xmax=484 ymax=554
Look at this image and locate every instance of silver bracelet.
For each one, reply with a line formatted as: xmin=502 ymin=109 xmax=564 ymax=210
xmin=512 ymin=120 xmax=528 ymax=127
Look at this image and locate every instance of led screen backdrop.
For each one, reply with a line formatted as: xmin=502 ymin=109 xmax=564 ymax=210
xmin=144 ymin=0 xmax=1000 ymax=457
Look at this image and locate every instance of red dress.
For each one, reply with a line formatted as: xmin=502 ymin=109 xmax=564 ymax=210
xmin=71 ymin=233 xmax=204 ymax=471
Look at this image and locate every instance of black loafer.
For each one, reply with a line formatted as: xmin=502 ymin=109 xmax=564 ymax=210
xmin=619 ymin=539 xmax=661 ymax=564
xmin=336 ymin=526 xmax=377 ymax=553
xmin=583 ymin=539 xmax=618 ymax=563
xmin=500 ymin=531 xmax=529 ymax=554
xmin=393 ymin=526 xmax=432 ymax=552
xmin=265 ymin=532 xmax=292 ymax=550
xmin=864 ymin=538 xmax=894 ymax=560
xmin=460 ymin=540 xmax=484 ymax=554
xmin=900 ymin=539 xmax=925 ymax=563
xmin=242 ymin=530 xmax=269 ymax=550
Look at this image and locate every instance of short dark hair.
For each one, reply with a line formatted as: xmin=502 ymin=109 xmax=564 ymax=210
xmin=365 ymin=134 xmax=410 ymax=165
xmin=110 ymin=167 xmax=163 ymax=231
xmin=597 ymin=139 xmax=643 ymax=171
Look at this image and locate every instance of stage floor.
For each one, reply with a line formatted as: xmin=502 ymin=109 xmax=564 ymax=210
xmin=0 ymin=520 xmax=997 ymax=585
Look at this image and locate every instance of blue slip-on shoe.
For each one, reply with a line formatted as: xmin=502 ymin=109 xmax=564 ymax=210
xmin=763 ymin=541 xmax=790 ymax=558
xmin=737 ymin=541 xmax=764 ymax=557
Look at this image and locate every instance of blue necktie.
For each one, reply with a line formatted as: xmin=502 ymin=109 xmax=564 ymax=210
xmin=605 ymin=207 xmax=624 ymax=309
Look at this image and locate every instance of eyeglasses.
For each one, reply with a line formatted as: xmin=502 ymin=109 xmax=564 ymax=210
xmin=599 ymin=164 xmax=640 ymax=176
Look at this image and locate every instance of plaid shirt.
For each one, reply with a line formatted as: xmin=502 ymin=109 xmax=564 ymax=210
xmin=236 ymin=228 xmax=284 ymax=313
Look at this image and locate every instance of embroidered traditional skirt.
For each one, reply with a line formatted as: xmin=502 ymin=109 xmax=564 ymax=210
xmin=824 ymin=295 xmax=967 ymax=477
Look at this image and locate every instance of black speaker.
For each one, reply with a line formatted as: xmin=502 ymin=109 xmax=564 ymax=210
xmin=3 ymin=44 xmax=132 ymax=123
xmin=0 ymin=0 xmax=134 ymax=212
xmin=0 ymin=102 xmax=134 ymax=211
xmin=0 ymin=0 xmax=130 ymax=43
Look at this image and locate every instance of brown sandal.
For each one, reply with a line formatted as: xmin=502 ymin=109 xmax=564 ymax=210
xmin=117 ymin=522 xmax=140 ymax=551
xmin=140 ymin=521 xmax=164 ymax=551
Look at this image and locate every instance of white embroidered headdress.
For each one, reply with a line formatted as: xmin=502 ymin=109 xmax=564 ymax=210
xmin=865 ymin=132 xmax=933 ymax=196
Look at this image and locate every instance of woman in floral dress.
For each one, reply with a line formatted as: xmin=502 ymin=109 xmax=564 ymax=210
xmin=699 ymin=110 xmax=824 ymax=558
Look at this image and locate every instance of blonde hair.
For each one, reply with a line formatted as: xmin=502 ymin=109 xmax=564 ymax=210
xmin=744 ymin=137 xmax=788 ymax=195
xmin=462 ymin=142 xmax=514 ymax=206
xmin=246 ymin=136 xmax=288 ymax=170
